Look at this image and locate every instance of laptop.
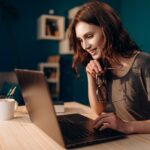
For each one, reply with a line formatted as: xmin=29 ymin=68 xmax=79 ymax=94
xmin=15 ymin=69 xmax=126 ymax=149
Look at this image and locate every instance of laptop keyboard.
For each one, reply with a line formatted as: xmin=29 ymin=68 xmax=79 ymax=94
xmin=57 ymin=114 xmax=125 ymax=148
xmin=58 ymin=116 xmax=94 ymax=140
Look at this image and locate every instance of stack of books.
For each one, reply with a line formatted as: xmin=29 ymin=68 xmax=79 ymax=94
xmin=53 ymin=101 xmax=65 ymax=113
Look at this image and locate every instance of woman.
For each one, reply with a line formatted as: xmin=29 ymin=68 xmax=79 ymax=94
xmin=68 ymin=1 xmax=150 ymax=134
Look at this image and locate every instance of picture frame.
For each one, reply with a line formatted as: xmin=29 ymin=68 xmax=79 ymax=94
xmin=37 ymin=15 xmax=65 ymax=40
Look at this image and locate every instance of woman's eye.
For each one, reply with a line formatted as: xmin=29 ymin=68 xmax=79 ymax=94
xmin=87 ymin=34 xmax=93 ymax=38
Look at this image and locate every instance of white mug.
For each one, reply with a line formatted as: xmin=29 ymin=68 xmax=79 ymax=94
xmin=0 ymin=98 xmax=18 ymax=120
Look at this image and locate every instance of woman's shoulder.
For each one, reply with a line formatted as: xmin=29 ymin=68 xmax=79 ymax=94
xmin=133 ymin=51 xmax=150 ymax=67
xmin=138 ymin=51 xmax=150 ymax=59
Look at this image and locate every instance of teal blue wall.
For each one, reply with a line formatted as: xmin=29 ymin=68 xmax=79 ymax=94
xmin=121 ymin=0 xmax=150 ymax=52
xmin=0 ymin=0 xmax=120 ymax=71
xmin=2 ymin=0 xmax=150 ymax=105
xmin=0 ymin=0 xmax=120 ymax=105
xmin=0 ymin=0 xmax=87 ymax=71
xmin=1 ymin=0 xmax=149 ymax=70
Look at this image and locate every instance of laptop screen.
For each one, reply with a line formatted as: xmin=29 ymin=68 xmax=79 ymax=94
xmin=15 ymin=69 xmax=65 ymax=147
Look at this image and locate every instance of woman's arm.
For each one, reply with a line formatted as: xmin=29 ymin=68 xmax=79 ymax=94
xmin=87 ymin=73 xmax=105 ymax=115
xmin=129 ymin=120 xmax=150 ymax=134
xmin=94 ymin=112 xmax=150 ymax=134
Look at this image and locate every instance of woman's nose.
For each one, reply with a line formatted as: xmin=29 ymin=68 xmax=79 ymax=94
xmin=82 ymin=41 xmax=91 ymax=50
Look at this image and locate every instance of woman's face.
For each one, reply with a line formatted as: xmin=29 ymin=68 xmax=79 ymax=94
xmin=75 ymin=21 xmax=105 ymax=60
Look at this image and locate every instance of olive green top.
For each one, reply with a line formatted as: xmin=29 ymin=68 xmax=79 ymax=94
xmin=107 ymin=52 xmax=150 ymax=121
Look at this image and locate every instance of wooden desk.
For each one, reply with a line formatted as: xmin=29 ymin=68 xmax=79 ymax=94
xmin=0 ymin=102 xmax=150 ymax=150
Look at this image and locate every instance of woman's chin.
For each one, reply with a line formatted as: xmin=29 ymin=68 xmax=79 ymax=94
xmin=92 ymin=54 xmax=101 ymax=60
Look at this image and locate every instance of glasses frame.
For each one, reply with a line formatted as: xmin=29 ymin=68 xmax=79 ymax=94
xmin=96 ymin=73 xmax=107 ymax=103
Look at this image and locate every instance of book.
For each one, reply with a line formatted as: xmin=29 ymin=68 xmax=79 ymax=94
xmin=53 ymin=101 xmax=65 ymax=113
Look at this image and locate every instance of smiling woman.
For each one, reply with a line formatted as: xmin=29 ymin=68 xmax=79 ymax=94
xmin=68 ymin=1 xmax=150 ymax=134
xmin=75 ymin=22 xmax=105 ymax=60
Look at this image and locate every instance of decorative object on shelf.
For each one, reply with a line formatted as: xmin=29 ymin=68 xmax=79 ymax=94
xmin=37 ymin=15 xmax=65 ymax=40
xmin=47 ymin=55 xmax=60 ymax=63
xmin=48 ymin=9 xmax=55 ymax=15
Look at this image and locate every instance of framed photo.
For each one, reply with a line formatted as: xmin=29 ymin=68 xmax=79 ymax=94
xmin=37 ymin=15 xmax=65 ymax=40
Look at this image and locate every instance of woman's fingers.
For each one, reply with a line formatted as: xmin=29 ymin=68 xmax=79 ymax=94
xmin=99 ymin=123 xmax=110 ymax=131
xmin=93 ymin=112 xmax=106 ymax=125
xmin=94 ymin=117 xmax=105 ymax=129
xmin=86 ymin=65 xmax=96 ymax=78
xmin=93 ymin=112 xmax=114 ymax=129
xmin=93 ymin=60 xmax=103 ymax=73
xmin=93 ymin=112 xmax=128 ymax=133
xmin=86 ymin=60 xmax=103 ymax=78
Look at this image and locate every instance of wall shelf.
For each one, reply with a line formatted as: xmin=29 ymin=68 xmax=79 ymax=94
xmin=38 ymin=62 xmax=60 ymax=100
xmin=37 ymin=15 xmax=65 ymax=40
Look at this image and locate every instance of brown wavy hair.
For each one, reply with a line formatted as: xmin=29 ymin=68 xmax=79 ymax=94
xmin=68 ymin=1 xmax=140 ymax=75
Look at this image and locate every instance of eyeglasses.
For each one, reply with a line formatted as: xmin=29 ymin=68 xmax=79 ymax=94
xmin=96 ymin=73 xmax=107 ymax=103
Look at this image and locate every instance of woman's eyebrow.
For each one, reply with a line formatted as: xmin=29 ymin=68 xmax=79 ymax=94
xmin=83 ymin=31 xmax=94 ymax=38
xmin=84 ymin=31 xmax=94 ymax=36
xmin=76 ymin=31 xmax=94 ymax=40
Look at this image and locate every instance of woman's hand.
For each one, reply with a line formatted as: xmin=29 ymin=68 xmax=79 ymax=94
xmin=93 ymin=112 xmax=132 ymax=134
xmin=86 ymin=60 xmax=103 ymax=78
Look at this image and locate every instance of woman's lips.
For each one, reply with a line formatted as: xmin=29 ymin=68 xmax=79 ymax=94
xmin=90 ymin=48 xmax=97 ymax=55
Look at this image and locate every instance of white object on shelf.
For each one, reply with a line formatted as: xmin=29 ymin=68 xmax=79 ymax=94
xmin=68 ymin=6 xmax=81 ymax=19
xmin=59 ymin=30 xmax=74 ymax=54
xmin=59 ymin=6 xmax=80 ymax=54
